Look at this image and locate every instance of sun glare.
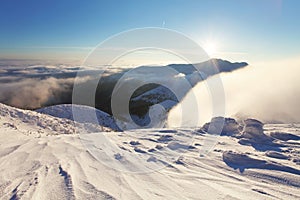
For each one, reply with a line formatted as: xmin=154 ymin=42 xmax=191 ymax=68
xmin=203 ymin=41 xmax=218 ymax=56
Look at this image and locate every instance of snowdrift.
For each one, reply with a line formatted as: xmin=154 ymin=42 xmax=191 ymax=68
xmin=0 ymin=103 xmax=299 ymax=199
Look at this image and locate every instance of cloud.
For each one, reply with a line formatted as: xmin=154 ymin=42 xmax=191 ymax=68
xmin=3 ymin=57 xmax=290 ymax=126
xmin=223 ymin=56 xmax=300 ymax=123
xmin=0 ymin=63 xmax=100 ymax=109
xmin=168 ymin=56 xmax=300 ymax=124
xmin=0 ymin=77 xmax=74 ymax=109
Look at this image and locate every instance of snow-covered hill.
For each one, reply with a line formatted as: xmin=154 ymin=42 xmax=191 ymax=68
xmin=0 ymin=103 xmax=299 ymax=199
xmin=0 ymin=103 xmax=111 ymax=136
xmin=36 ymin=104 xmax=120 ymax=131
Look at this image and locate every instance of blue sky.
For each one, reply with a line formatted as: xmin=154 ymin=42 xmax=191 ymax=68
xmin=0 ymin=0 xmax=299 ymax=63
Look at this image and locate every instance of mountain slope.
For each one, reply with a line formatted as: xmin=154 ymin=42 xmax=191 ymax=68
xmin=36 ymin=104 xmax=120 ymax=131
xmin=0 ymin=103 xmax=110 ymax=135
xmin=127 ymin=59 xmax=248 ymax=124
xmin=0 ymin=103 xmax=299 ymax=199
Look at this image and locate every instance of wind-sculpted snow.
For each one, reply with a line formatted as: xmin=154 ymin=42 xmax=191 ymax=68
xmin=223 ymin=151 xmax=300 ymax=175
xmin=0 ymin=104 xmax=299 ymax=199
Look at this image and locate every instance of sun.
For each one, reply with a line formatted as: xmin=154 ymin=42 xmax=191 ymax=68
xmin=203 ymin=41 xmax=218 ymax=56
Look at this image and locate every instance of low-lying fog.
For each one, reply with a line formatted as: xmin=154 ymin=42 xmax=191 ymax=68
xmin=168 ymin=56 xmax=300 ymax=125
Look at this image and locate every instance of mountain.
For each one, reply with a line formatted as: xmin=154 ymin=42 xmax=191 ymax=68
xmin=0 ymin=58 xmax=248 ymax=118
xmin=127 ymin=59 xmax=248 ymax=125
xmin=168 ymin=58 xmax=248 ymax=76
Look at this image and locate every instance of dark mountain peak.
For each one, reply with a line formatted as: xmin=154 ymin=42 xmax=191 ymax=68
xmin=207 ymin=58 xmax=248 ymax=72
xmin=168 ymin=58 xmax=248 ymax=76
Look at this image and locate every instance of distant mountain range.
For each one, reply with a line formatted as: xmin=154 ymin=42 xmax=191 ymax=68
xmin=0 ymin=58 xmax=248 ymax=126
xmin=95 ymin=59 xmax=248 ymax=124
xmin=129 ymin=59 xmax=248 ymax=125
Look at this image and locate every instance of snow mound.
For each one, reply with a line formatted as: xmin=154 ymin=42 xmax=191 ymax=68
xmin=0 ymin=103 xmax=110 ymax=135
xmin=37 ymin=104 xmax=120 ymax=131
xmin=265 ymin=151 xmax=289 ymax=160
xmin=223 ymin=150 xmax=300 ymax=176
xmin=270 ymin=132 xmax=300 ymax=141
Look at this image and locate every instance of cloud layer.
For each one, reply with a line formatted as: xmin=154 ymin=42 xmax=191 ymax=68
xmin=2 ymin=58 xmax=299 ymax=125
xmin=0 ymin=64 xmax=98 ymax=109
xmin=169 ymin=56 xmax=300 ymax=124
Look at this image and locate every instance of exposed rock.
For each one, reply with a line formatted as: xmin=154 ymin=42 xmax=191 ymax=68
xmin=201 ymin=117 xmax=240 ymax=136
xmin=238 ymin=119 xmax=270 ymax=142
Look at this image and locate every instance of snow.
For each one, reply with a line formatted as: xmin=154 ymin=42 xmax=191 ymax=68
xmin=0 ymin=103 xmax=112 ymax=136
xmin=0 ymin=103 xmax=299 ymax=199
xmin=37 ymin=104 xmax=120 ymax=131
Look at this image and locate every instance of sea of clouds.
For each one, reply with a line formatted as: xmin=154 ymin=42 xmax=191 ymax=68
xmin=1 ymin=57 xmax=299 ymax=124
xmin=168 ymin=56 xmax=300 ymax=125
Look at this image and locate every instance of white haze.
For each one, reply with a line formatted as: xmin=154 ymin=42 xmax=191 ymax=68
xmin=168 ymin=56 xmax=300 ymax=126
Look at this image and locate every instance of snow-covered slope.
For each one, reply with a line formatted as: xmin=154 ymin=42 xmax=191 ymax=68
xmin=0 ymin=103 xmax=111 ymax=136
xmin=36 ymin=104 xmax=120 ymax=131
xmin=0 ymin=103 xmax=299 ymax=199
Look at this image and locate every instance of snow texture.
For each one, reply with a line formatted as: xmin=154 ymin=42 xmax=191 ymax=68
xmin=0 ymin=103 xmax=299 ymax=199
